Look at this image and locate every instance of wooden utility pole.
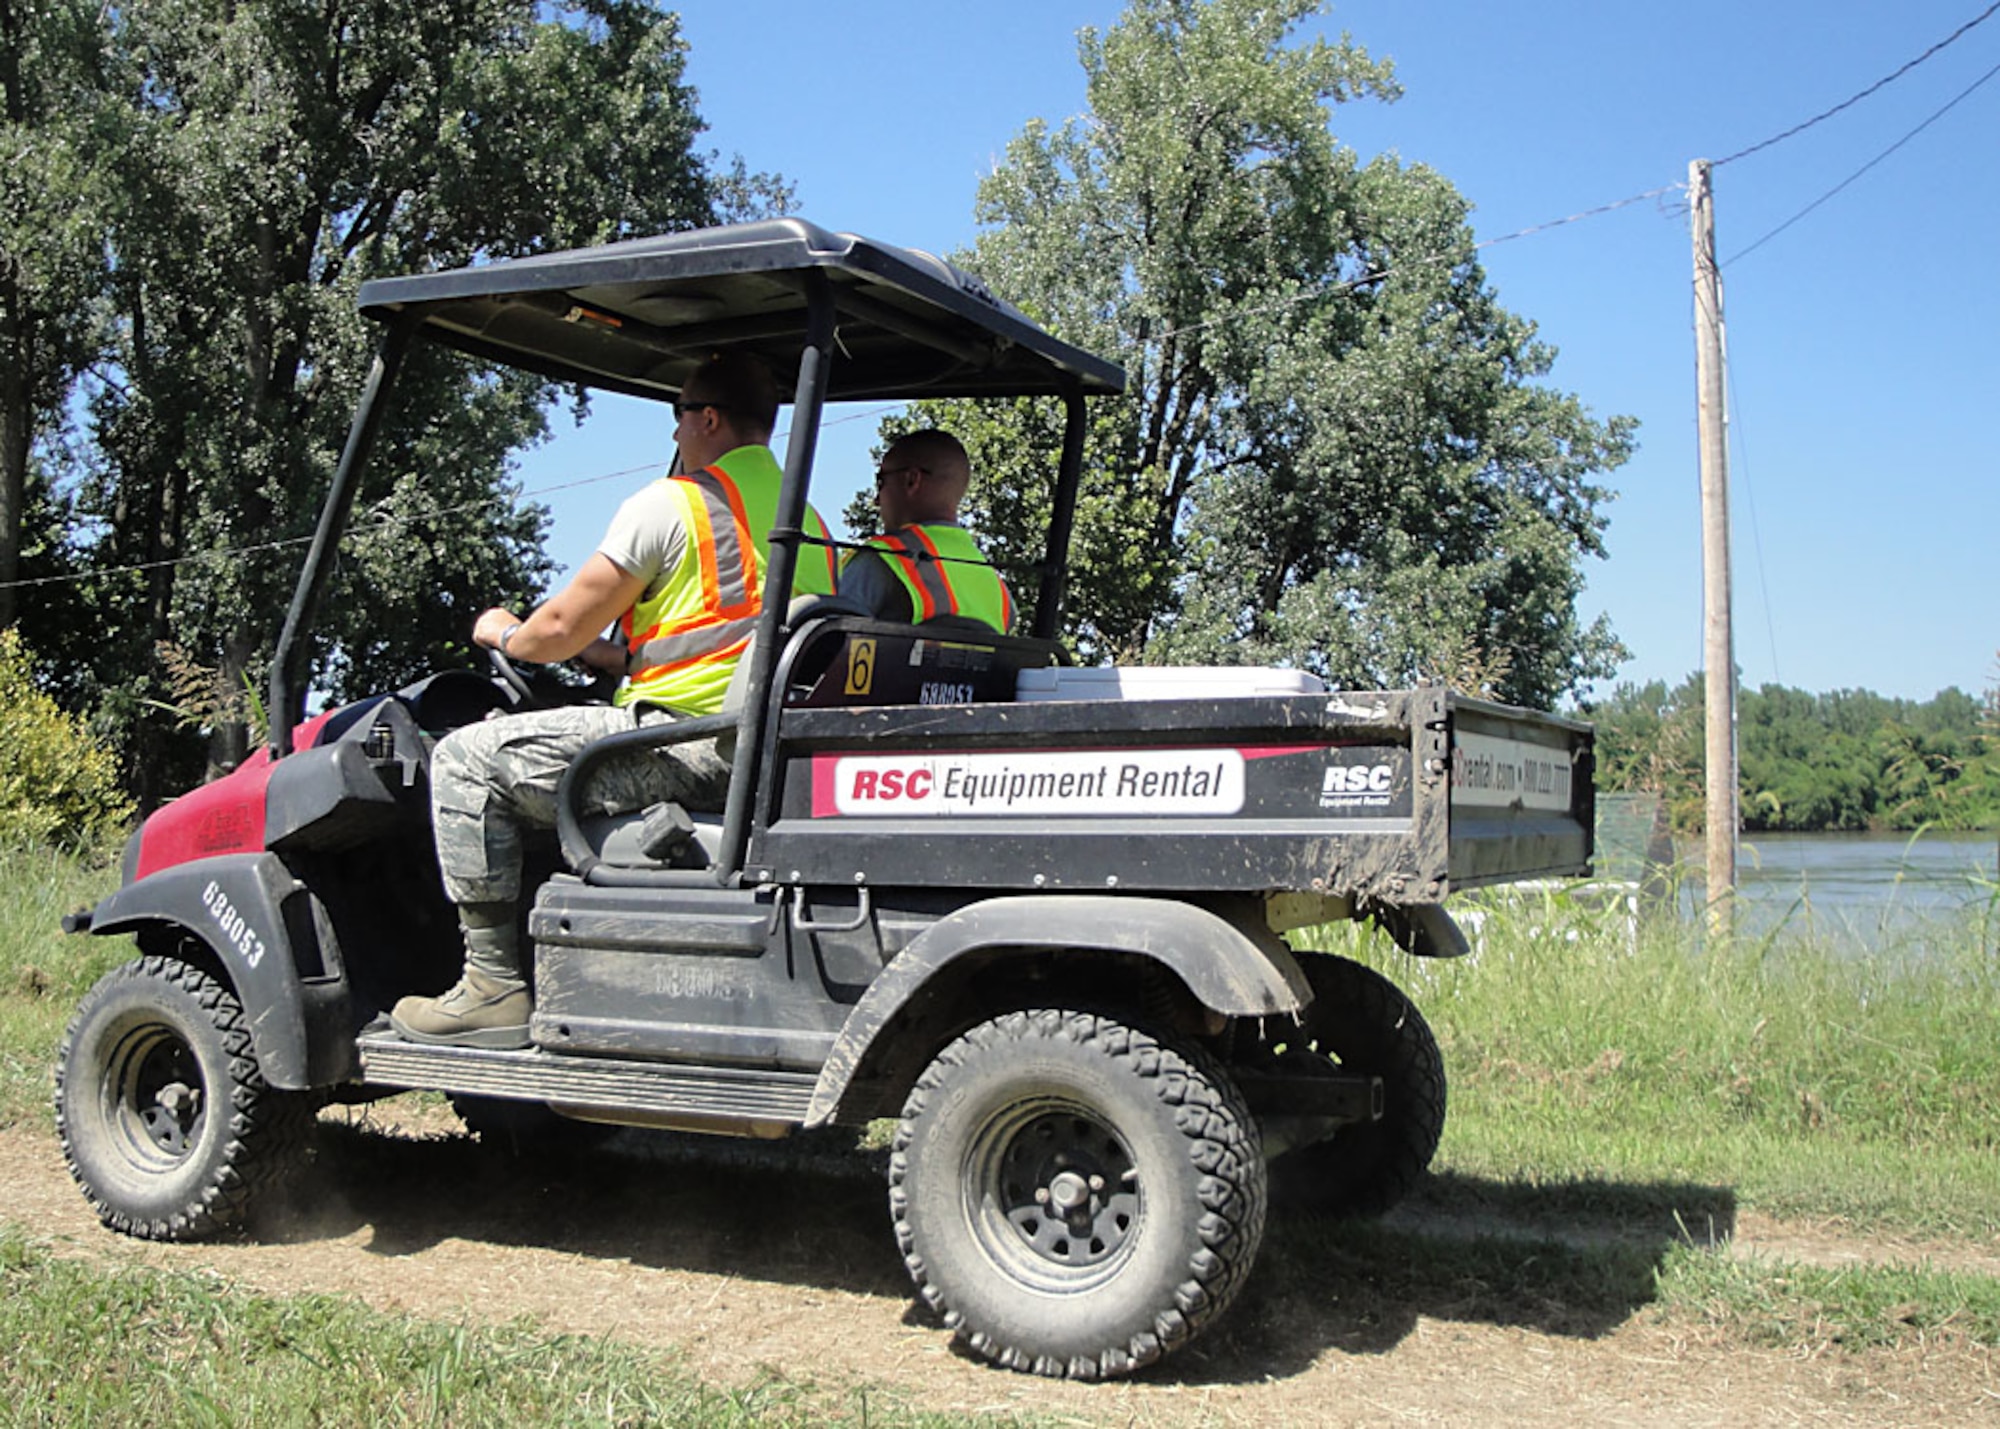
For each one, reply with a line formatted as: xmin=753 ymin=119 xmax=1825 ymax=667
xmin=1689 ymin=158 xmax=1737 ymax=935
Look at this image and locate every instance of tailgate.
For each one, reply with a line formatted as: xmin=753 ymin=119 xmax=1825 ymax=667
xmin=1447 ymin=697 xmax=1595 ymax=889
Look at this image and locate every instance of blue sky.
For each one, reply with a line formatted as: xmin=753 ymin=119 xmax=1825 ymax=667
xmin=518 ymin=0 xmax=2000 ymax=704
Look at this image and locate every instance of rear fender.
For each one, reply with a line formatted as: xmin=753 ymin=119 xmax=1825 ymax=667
xmin=1372 ymin=902 xmax=1471 ymax=959
xmin=80 ymin=853 xmax=354 ymax=1089
xmin=805 ymin=894 xmax=1309 ymax=1125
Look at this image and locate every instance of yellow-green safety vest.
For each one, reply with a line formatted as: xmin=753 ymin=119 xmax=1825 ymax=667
xmin=617 ymin=445 xmax=837 ymax=713
xmin=859 ymin=524 xmax=1013 ymax=633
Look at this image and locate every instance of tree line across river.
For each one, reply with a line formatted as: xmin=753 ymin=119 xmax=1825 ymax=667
xmin=1584 ymin=673 xmax=2000 ymax=835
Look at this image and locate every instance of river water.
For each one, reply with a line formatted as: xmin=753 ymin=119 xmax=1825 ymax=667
xmin=1692 ymin=830 xmax=1999 ymax=944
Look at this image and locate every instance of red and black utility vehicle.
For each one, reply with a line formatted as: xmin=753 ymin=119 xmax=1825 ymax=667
xmin=58 ymin=219 xmax=1594 ymax=1379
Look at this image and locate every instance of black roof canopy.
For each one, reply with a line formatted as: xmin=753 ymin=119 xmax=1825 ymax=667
xmin=357 ymin=218 xmax=1126 ymax=402
xmin=272 ymin=218 xmax=1119 ymax=754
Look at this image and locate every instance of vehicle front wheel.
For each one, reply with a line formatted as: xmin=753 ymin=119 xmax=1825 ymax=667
xmin=890 ymin=1009 xmax=1266 ymax=1379
xmin=56 ymin=955 xmax=312 ymax=1240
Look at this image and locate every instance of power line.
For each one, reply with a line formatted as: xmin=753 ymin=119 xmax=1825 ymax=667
xmin=0 ymin=465 xmax=660 ymax=594
xmin=8 ymin=173 xmax=1684 ymax=600
xmin=1713 ymin=0 xmax=2000 ymax=167
xmin=3 ymin=530 xmax=324 ymax=593
xmin=1 ymin=171 xmax=1685 ymax=598
xmin=1723 ymin=343 xmax=1783 ymax=687
xmin=1726 ymin=54 xmax=2000 ymax=265
xmin=0 ymin=402 xmax=907 ymax=594
xmin=11 ymin=14 xmax=1998 ymax=605
xmin=1095 ymin=5 xmax=2000 ymax=346
xmin=1477 ymin=183 xmax=1688 ymax=250
xmin=0 ymin=130 xmax=1846 ymax=601
xmin=1145 ymin=180 xmax=1685 ymax=346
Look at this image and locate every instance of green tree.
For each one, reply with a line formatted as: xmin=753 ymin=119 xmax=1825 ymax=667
xmin=1583 ymin=676 xmax=1705 ymax=832
xmin=0 ymin=0 xmax=113 ymax=629
xmin=1593 ymin=673 xmax=2000 ymax=835
xmin=0 ymin=628 xmax=130 ymax=852
xmin=20 ymin=0 xmax=784 ymax=801
xmin=894 ymin=0 xmax=1632 ymax=702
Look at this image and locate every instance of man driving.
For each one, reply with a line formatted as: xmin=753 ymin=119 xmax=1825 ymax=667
xmin=391 ymin=352 xmax=836 ymax=1048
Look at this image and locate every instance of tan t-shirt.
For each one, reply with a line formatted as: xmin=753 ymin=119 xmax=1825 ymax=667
xmin=596 ymin=479 xmax=690 ymax=604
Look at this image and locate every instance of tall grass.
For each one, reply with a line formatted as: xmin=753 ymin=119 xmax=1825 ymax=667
xmin=1304 ymin=883 xmax=2000 ymax=1234
xmin=0 ymin=847 xmax=121 ymax=1129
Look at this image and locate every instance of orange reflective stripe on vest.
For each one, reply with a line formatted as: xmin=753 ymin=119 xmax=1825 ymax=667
xmin=623 ymin=465 xmax=762 ymax=685
xmin=874 ymin=528 xmax=952 ymax=620
xmin=864 ymin=524 xmax=1012 ymax=632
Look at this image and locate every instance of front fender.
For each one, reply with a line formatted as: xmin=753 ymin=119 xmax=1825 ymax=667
xmin=806 ymin=894 xmax=1309 ymax=1124
xmin=80 ymin=853 xmax=354 ymax=1089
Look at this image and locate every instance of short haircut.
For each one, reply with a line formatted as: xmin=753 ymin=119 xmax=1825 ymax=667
xmin=888 ymin=429 xmax=970 ymax=485
xmin=683 ymin=351 xmax=779 ymax=439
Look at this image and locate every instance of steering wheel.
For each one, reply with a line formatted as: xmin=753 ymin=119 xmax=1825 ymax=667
xmin=488 ymin=645 xmax=619 ymax=709
xmin=488 ymin=645 xmax=539 ymax=706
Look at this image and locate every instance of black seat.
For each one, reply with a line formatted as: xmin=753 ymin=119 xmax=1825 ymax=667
xmin=780 ymin=613 xmax=1067 ymax=710
xmin=577 ymin=801 xmax=721 ymax=869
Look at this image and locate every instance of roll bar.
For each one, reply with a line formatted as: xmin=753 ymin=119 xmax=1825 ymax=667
xmin=263 ymin=230 xmax=1100 ymax=783
xmin=269 ymin=315 xmax=416 ymax=755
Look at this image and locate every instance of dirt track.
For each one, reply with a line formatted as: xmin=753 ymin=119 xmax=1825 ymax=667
xmin=7 ymin=1111 xmax=1998 ymax=1427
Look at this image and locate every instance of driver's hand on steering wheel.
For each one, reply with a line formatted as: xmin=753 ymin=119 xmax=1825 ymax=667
xmin=474 ymin=606 xmax=526 ymax=653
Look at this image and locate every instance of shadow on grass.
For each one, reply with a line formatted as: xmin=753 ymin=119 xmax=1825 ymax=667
xmin=263 ymin=1116 xmax=1734 ymax=1386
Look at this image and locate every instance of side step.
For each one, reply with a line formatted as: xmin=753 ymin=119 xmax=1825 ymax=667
xmin=354 ymin=1030 xmax=818 ymax=1124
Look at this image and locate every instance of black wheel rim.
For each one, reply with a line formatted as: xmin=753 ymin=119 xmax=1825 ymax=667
xmin=965 ymin=1096 xmax=1140 ymax=1292
xmin=103 ymin=1021 xmax=206 ymax=1170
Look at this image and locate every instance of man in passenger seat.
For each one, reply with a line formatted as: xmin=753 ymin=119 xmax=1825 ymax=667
xmin=837 ymin=429 xmax=1012 ymax=632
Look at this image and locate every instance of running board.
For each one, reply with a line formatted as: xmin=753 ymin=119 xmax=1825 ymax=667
xmin=355 ymin=1030 xmax=818 ymax=1124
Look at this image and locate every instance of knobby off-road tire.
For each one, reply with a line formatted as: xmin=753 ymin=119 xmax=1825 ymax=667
xmin=56 ymin=955 xmax=313 ymax=1240
xmin=890 ymin=1009 xmax=1267 ymax=1379
xmin=1271 ymin=954 xmax=1445 ymax=1219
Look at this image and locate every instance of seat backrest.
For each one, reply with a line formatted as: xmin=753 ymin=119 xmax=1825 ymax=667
xmin=715 ymin=594 xmax=876 ymax=756
xmin=781 ymin=615 xmax=1066 ymax=711
xmin=914 ymin=613 xmax=1004 ymax=638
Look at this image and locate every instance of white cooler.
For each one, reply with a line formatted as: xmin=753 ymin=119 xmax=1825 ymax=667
xmin=1015 ymin=665 xmax=1326 ymax=701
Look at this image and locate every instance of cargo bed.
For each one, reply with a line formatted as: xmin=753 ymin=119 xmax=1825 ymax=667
xmin=750 ymin=676 xmax=1592 ymax=904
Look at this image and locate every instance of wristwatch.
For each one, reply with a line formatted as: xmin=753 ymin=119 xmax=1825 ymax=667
xmin=499 ymin=622 xmax=522 ymax=655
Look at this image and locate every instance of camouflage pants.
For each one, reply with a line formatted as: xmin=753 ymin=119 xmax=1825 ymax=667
xmin=430 ymin=703 xmax=731 ymax=907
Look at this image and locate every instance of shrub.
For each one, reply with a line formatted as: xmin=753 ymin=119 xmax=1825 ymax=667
xmin=0 ymin=629 xmax=131 ymax=854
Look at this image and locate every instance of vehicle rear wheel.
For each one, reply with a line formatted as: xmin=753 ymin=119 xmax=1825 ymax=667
xmin=56 ymin=955 xmax=312 ymax=1240
xmin=890 ymin=1008 xmax=1266 ymax=1379
xmin=1268 ymin=954 xmax=1445 ymax=1219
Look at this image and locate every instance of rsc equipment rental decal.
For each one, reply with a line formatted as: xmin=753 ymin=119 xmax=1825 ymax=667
xmin=813 ymin=747 xmax=1248 ymax=818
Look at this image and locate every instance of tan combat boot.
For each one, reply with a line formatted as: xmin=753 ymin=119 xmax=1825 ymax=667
xmin=389 ymin=968 xmax=532 ymax=1049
